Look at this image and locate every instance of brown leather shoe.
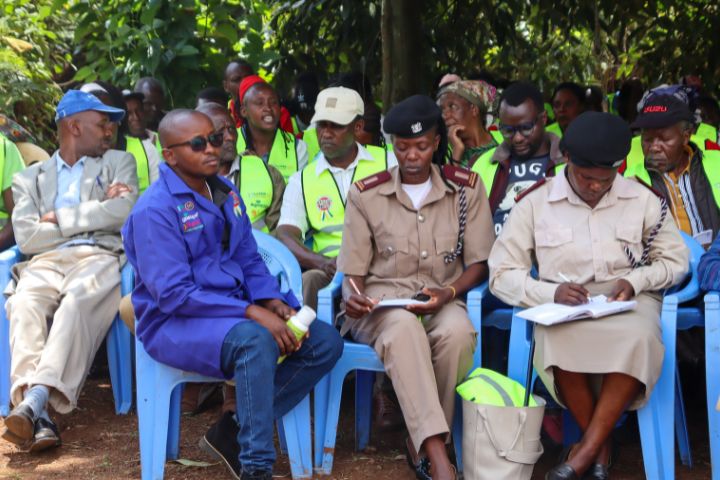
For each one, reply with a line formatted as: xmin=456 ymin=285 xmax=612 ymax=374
xmin=373 ymin=391 xmax=404 ymax=431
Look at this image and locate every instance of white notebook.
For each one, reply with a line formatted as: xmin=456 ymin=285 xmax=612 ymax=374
xmin=375 ymin=298 xmax=428 ymax=308
xmin=517 ymin=295 xmax=637 ymax=326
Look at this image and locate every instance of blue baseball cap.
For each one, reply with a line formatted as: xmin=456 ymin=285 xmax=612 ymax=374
xmin=55 ymin=89 xmax=126 ymax=123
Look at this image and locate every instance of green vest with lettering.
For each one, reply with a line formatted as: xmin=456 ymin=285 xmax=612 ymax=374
xmin=125 ymin=136 xmax=151 ymax=194
xmin=236 ymin=128 xmax=298 ymax=182
xmin=235 ymin=155 xmax=273 ymax=232
xmin=471 ymin=147 xmax=565 ymax=196
xmin=624 ymin=136 xmax=720 ymax=209
xmin=301 ymin=149 xmax=387 ymax=257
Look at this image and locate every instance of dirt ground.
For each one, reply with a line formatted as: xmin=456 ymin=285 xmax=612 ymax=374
xmin=0 ymin=372 xmax=713 ymax=480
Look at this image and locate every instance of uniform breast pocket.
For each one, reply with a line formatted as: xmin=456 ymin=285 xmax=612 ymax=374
xmin=610 ymin=225 xmax=643 ymax=271
xmin=534 ymin=226 xmax=573 ymax=273
xmin=433 ymin=234 xmax=458 ymax=271
xmin=372 ymin=234 xmax=409 ymax=279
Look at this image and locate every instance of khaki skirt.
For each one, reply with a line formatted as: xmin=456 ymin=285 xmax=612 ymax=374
xmin=534 ymin=283 xmax=664 ymax=410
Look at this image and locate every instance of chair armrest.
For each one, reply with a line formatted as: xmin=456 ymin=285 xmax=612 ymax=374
xmin=666 ymin=270 xmax=700 ymax=306
xmin=466 ymin=282 xmax=487 ymax=333
xmin=0 ymin=246 xmax=21 ymax=289
xmin=120 ymin=263 xmax=135 ymax=297
xmin=317 ymin=272 xmax=344 ymax=325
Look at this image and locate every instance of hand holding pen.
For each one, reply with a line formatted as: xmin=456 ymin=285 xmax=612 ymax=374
xmin=345 ymin=277 xmax=379 ymax=319
xmin=554 ymin=272 xmax=590 ymax=306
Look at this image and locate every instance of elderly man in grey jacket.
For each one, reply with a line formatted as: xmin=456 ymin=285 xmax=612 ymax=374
xmin=2 ymin=90 xmax=138 ymax=453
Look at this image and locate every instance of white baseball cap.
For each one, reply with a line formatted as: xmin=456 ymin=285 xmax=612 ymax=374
xmin=311 ymin=87 xmax=364 ymax=126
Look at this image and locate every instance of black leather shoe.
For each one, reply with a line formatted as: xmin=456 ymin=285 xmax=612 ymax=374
xmin=583 ymin=463 xmax=609 ymax=480
xmin=546 ymin=463 xmax=580 ymax=480
xmin=28 ymin=417 xmax=61 ymax=453
xmin=2 ymin=404 xmax=35 ymax=445
xmin=198 ymin=411 xmax=240 ymax=479
xmin=241 ymin=471 xmax=272 ymax=480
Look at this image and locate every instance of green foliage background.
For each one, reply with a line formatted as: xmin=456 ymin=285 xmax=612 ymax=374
xmin=1 ymin=0 xmax=719 ymax=149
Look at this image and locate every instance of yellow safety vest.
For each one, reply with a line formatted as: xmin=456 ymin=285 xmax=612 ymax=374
xmin=546 ymin=122 xmax=563 ymax=138
xmin=471 ymin=147 xmax=565 ymax=196
xmin=301 ymin=148 xmax=387 ymax=257
xmin=236 ymin=128 xmax=298 ymax=183
xmin=696 ymin=122 xmax=718 ymax=144
xmin=304 ymin=127 xmax=320 ymax=162
xmin=445 ymin=130 xmax=504 ymax=164
xmin=234 ymin=155 xmax=274 ymax=232
xmin=125 ymin=136 xmax=151 ymax=194
xmin=624 ymin=136 xmax=720 ymax=209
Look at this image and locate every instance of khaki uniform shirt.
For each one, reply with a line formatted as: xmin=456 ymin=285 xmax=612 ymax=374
xmin=488 ymin=171 xmax=689 ymax=308
xmin=338 ymin=164 xmax=495 ymax=303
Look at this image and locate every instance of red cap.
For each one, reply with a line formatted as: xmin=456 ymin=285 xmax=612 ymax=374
xmin=238 ymin=75 xmax=266 ymax=104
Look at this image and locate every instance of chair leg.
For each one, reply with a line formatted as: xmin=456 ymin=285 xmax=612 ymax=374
xmin=451 ymin=394 xmax=464 ymax=472
xmin=277 ymin=418 xmax=288 ymax=454
xmin=706 ymin=293 xmax=720 ymax=480
xmin=355 ymin=370 xmax=375 ymax=451
xmin=313 ymin=375 xmax=330 ymax=469
xmin=106 ymin=316 xmax=133 ymax=415
xmin=166 ymin=384 xmax=182 ymax=460
xmin=137 ymin=360 xmax=175 ymax=480
xmin=0 ymin=304 xmax=10 ymax=417
xmin=674 ymin=370 xmax=692 ymax=467
xmin=319 ymin=367 xmax=351 ymax=475
xmin=280 ymin=395 xmax=313 ymax=479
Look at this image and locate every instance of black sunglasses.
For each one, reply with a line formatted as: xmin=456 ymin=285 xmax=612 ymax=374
xmin=498 ymin=116 xmax=542 ymax=139
xmin=166 ymin=132 xmax=224 ymax=152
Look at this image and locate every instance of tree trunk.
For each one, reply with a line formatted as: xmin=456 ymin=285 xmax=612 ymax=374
xmin=381 ymin=0 xmax=427 ymax=111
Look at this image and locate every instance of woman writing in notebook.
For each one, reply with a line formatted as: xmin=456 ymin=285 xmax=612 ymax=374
xmin=488 ymin=112 xmax=688 ymax=480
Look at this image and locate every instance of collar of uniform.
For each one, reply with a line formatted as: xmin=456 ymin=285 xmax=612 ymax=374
xmin=228 ymin=156 xmax=241 ymax=176
xmin=55 ymin=151 xmax=86 ymax=171
xmin=161 ymin=162 xmax=227 ymax=203
xmin=548 ymin=168 xmax=638 ymax=206
xmin=378 ymin=164 xmax=453 ymax=206
xmin=314 ymin=142 xmax=374 ymax=176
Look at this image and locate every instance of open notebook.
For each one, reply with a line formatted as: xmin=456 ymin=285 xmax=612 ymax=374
xmin=517 ymin=295 xmax=637 ymax=326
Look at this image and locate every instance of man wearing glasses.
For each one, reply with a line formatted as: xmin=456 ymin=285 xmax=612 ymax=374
xmin=122 ymin=109 xmax=343 ymax=480
xmin=471 ymin=82 xmax=565 ymax=236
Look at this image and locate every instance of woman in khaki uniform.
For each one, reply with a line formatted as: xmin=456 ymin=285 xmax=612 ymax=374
xmin=489 ymin=112 xmax=688 ymax=480
xmin=338 ymin=95 xmax=495 ymax=480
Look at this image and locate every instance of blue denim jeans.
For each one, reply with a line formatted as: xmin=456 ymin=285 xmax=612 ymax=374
xmin=220 ymin=319 xmax=343 ymax=472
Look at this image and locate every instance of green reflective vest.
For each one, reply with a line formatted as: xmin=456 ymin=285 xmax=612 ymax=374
xmin=304 ymin=127 xmax=320 ymax=162
xmin=457 ymin=367 xmax=538 ymax=407
xmin=445 ymin=130 xmax=504 ymax=165
xmin=471 ymin=146 xmax=565 ymax=196
xmin=301 ymin=148 xmax=387 ymax=257
xmin=696 ymin=122 xmax=718 ymax=144
xmin=546 ymin=122 xmax=563 ymax=138
xmin=126 ymin=136 xmax=151 ymax=194
xmin=624 ymin=136 xmax=720 ymax=209
xmin=236 ymin=128 xmax=299 ymax=182
xmin=234 ymin=155 xmax=273 ymax=232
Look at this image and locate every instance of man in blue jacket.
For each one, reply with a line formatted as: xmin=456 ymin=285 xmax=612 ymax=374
xmin=122 ymin=109 xmax=343 ymax=480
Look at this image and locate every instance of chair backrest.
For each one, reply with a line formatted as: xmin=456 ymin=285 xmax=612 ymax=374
xmin=252 ymin=230 xmax=303 ymax=305
xmin=668 ymin=232 xmax=705 ymax=295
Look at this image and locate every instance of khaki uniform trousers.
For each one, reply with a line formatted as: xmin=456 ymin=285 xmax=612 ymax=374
xmin=301 ymin=268 xmax=333 ymax=311
xmin=7 ymin=246 xmax=121 ymax=414
xmin=348 ymin=300 xmax=476 ymax=453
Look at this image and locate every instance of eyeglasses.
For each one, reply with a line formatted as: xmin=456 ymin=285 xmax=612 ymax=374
xmin=166 ymin=132 xmax=224 ymax=152
xmin=498 ymin=117 xmax=541 ymax=139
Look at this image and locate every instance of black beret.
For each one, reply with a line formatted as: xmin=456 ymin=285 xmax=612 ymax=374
xmin=383 ymin=95 xmax=440 ymax=138
xmin=560 ymin=111 xmax=631 ymax=169
xmin=631 ymin=94 xmax=693 ymax=129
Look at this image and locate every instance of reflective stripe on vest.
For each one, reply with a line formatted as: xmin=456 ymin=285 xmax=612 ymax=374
xmin=126 ymin=136 xmax=151 ymax=194
xmin=471 ymin=146 xmax=565 ymax=196
xmin=546 ymin=122 xmax=563 ymax=138
xmin=304 ymin=127 xmax=320 ymax=162
xmin=301 ymin=152 xmax=388 ymax=257
xmin=0 ymin=136 xmax=8 ymax=218
xmin=696 ymin=122 xmax=718 ymax=144
xmin=236 ymin=128 xmax=298 ymax=182
xmin=236 ymin=155 xmax=273 ymax=233
xmin=624 ymin=136 xmax=720 ymax=210
xmin=291 ymin=116 xmax=301 ymax=136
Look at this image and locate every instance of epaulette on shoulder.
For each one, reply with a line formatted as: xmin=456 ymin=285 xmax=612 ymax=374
xmin=442 ymin=164 xmax=478 ymax=188
xmin=514 ymin=178 xmax=547 ymax=202
xmin=354 ymin=170 xmax=391 ymax=192
xmin=633 ymin=176 xmax=665 ymax=199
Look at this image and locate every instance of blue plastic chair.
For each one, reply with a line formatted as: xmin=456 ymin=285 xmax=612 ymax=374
xmin=506 ymin=231 xmax=702 ymax=480
xmin=135 ymin=230 xmax=313 ymax=480
xmin=704 ymin=292 xmax=720 ymax=480
xmin=313 ymin=272 xmax=484 ymax=475
xmin=0 ymin=246 xmax=134 ymax=416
